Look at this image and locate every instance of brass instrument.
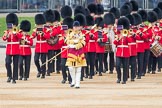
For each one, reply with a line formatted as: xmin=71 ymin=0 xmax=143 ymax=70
xmin=20 ymin=32 xmax=27 ymax=45
xmin=12 ymin=26 xmax=18 ymax=34
xmin=122 ymin=29 xmax=128 ymax=37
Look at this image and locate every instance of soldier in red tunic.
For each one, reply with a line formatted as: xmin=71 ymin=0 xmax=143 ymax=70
xmin=126 ymin=14 xmax=137 ymax=81
xmin=94 ymin=17 xmax=108 ymax=76
xmin=2 ymin=13 xmax=20 ymax=84
xmin=132 ymin=13 xmax=144 ymax=79
xmin=18 ymin=20 xmax=33 ymax=81
xmin=59 ymin=17 xmax=73 ymax=84
xmin=114 ymin=17 xmax=130 ymax=84
xmin=32 ymin=14 xmax=50 ymax=79
xmin=43 ymin=9 xmax=55 ymax=76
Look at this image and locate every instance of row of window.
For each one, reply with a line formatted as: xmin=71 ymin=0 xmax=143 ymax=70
xmin=0 ymin=0 xmax=162 ymax=12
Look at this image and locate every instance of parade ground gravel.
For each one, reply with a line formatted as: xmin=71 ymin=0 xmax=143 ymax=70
xmin=0 ymin=64 xmax=162 ymax=108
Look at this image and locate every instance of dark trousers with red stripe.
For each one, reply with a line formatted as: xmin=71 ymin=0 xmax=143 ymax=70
xmin=5 ymin=55 xmax=19 ymax=80
xmin=116 ymin=57 xmax=129 ymax=82
xmin=19 ymin=55 xmax=31 ymax=78
xmin=61 ymin=58 xmax=72 ymax=82
xmin=34 ymin=53 xmax=46 ymax=75
xmin=95 ymin=53 xmax=104 ymax=74
xmin=103 ymin=52 xmax=114 ymax=72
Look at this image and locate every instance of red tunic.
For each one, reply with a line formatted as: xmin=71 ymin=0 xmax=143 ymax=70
xmin=32 ymin=28 xmax=50 ymax=53
xmin=2 ymin=30 xmax=20 ymax=55
xmin=87 ymin=29 xmax=97 ymax=52
xmin=49 ymin=26 xmax=62 ymax=50
xmin=95 ymin=30 xmax=108 ymax=53
xmin=114 ymin=36 xmax=130 ymax=58
xmin=18 ymin=32 xmax=33 ymax=55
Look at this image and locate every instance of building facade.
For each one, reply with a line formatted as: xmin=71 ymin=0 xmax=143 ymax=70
xmin=0 ymin=0 xmax=162 ymax=13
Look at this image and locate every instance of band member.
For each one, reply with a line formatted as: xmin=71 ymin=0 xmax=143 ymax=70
xmin=132 ymin=13 xmax=144 ymax=79
xmin=43 ymin=9 xmax=55 ymax=76
xmin=148 ymin=10 xmax=161 ymax=74
xmin=32 ymin=14 xmax=50 ymax=79
xmin=126 ymin=14 xmax=137 ymax=81
xmin=59 ymin=17 xmax=73 ymax=84
xmin=52 ymin=10 xmax=63 ymax=74
xmin=114 ymin=17 xmax=130 ymax=84
xmin=74 ymin=6 xmax=87 ymax=81
xmin=18 ymin=20 xmax=33 ymax=81
xmin=94 ymin=17 xmax=108 ymax=76
xmin=138 ymin=10 xmax=150 ymax=76
xmin=103 ymin=13 xmax=115 ymax=74
xmin=65 ymin=19 xmax=87 ymax=89
xmin=2 ymin=13 xmax=19 ymax=84
xmin=85 ymin=15 xmax=96 ymax=79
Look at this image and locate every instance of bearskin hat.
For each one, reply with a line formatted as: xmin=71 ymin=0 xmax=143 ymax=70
xmin=104 ymin=13 xmax=115 ymax=25
xmin=43 ymin=9 xmax=55 ymax=23
xmin=153 ymin=8 xmax=162 ymax=20
xmin=63 ymin=17 xmax=74 ymax=29
xmin=109 ymin=7 xmax=120 ymax=19
xmin=86 ymin=15 xmax=94 ymax=26
xmin=95 ymin=17 xmax=104 ymax=28
xmin=20 ymin=20 xmax=31 ymax=32
xmin=124 ymin=2 xmax=133 ymax=12
xmin=148 ymin=11 xmax=158 ymax=23
xmin=117 ymin=17 xmax=130 ymax=30
xmin=138 ymin=10 xmax=148 ymax=22
xmin=6 ymin=13 xmax=18 ymax=26
xmin=125 ymin=14 xmax=135 ymax=26
xmin=35 ymin=14 xmax=46 ymax=25
xmin=61 ymin=5 xmax=72 ymax=19
xmin=85 ymin=8 xmax=90 ymax=16
xmin=130 ymin=0 xmax=138 ymax=12
xmin=74 ymin=5 xmax=86 ymax=16
xmin=53 ymin=10 xmax=61 ymax=22
xmin=87 ymin=3 xmax=97 ymax=14
xmin=96 ymin=4 xmax=104 ymax=15
xmin=120 ymin=4 xmax=131 ymax=16
xmin=74 ymin=13 xmax=86 ymax=26
xmin=157 ymin=2 xmax=162 ymax=10
xmin=132 ymin=13 xmax=142 ymax=26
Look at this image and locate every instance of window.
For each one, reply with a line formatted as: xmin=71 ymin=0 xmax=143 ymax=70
xmin=21 ymin=0 xmax=48 ymax=11
xmin=0 ymin=0 xmax=18 ymax=9
xmin=147 ymin=0 xmax=162 ymax=9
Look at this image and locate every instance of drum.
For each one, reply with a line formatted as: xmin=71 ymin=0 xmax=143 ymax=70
xmin=105 ymin=43 xmax=112 ymax=52
xmin=47 ymin=36 xmax=59 ymax=46
xmin=150 ymin=41 xmax=162 ymax=57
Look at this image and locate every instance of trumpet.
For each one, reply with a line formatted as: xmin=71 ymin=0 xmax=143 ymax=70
xmin=122 ymin=29 xmax=128 ymax=37
xmin=12 ymin=26 xmax=18 ymax=34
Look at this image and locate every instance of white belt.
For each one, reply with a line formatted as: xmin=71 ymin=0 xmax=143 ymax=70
xmin=62 ymin=46 xmax=68 ymax=48
xmin=117 ymin=45 xmax=128 ymax=48
xmin=20 ymin=45 xmax=30 ymax=47
xmin=136 ymin=40 xmax=144 ymax=43
xmin=7 ymin=42 xmax=19 ymax=44
xmin=89 ymin=40 xmax=95 ymax=42
xmin=36 ymin=41 xmax=46 ymax=43
xmin=128 ymin=43 xmax=136 ymax=45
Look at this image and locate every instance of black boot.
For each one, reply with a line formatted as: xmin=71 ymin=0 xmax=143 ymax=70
xmin=7 ymin=77 xmax=12 ymax=83
xmin=37 ymin=73 xmax=41 ymax=78
xmin=12 ymin=80 xmax=16 ymax=84
xmin=19 ymin=76 xmax=23 ymax=80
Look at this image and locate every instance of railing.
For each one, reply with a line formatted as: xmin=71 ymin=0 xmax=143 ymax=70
xmin=0 ymin=0 xmax=162 ymax=13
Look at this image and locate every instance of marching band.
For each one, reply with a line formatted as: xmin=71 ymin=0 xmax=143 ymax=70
xmin=2 ymin=0 xmax=162 ymax=88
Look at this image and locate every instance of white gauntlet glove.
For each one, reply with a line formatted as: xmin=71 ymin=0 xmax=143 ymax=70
xmin=68 ymin=44 xmax=76 ymax=48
